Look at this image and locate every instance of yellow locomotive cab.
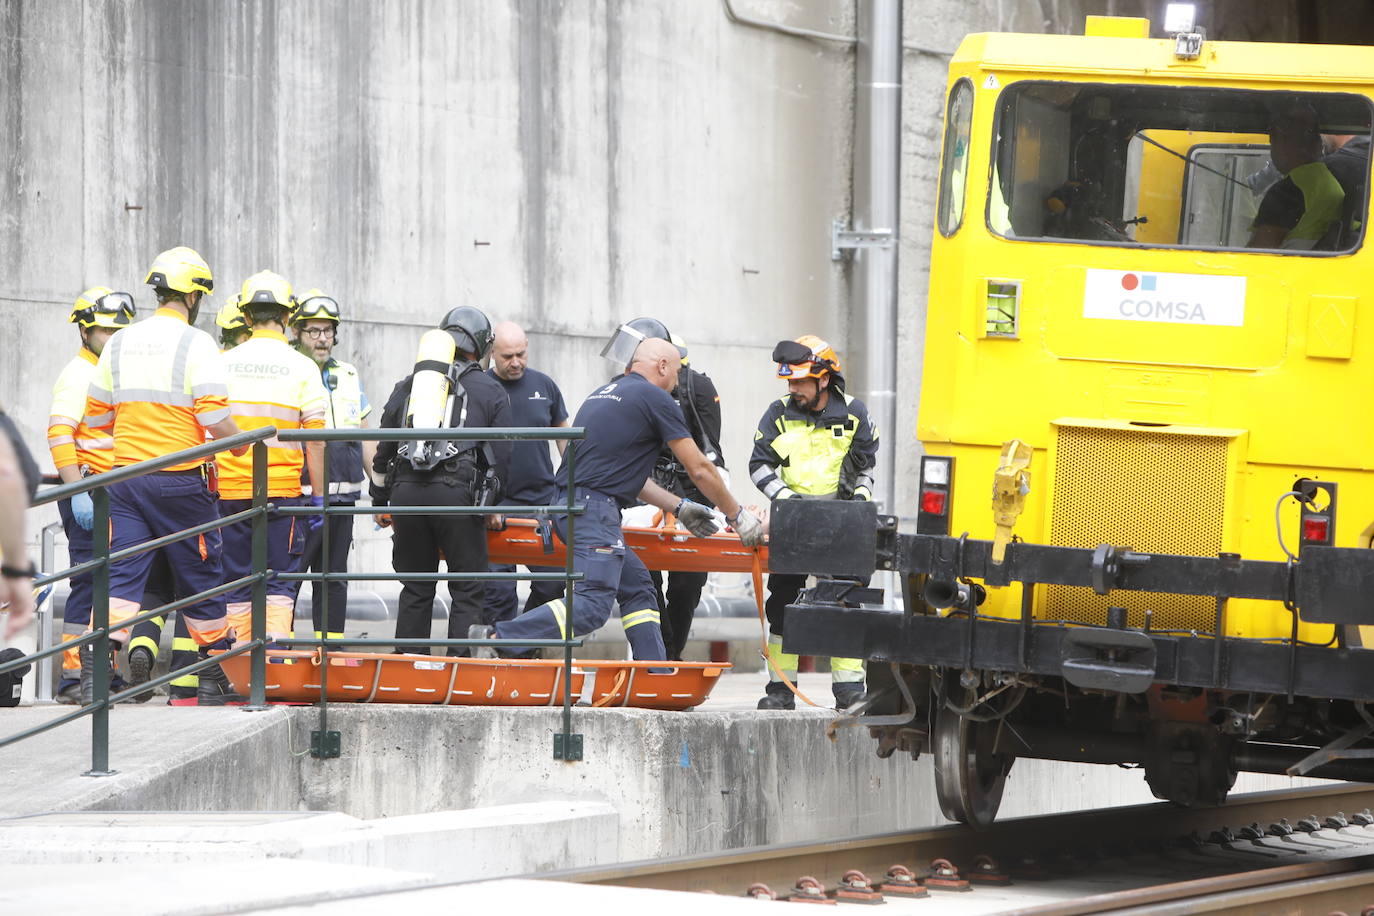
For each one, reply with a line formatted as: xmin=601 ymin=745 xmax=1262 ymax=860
xmin=772 ymin=15 xmax=1374 ymax=829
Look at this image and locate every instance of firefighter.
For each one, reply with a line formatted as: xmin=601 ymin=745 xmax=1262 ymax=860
xmin=371 ymin=306 xmax=512 ymax=655
xmin=750 ymin=335 xmax=878 ymax=710
xmin=474 ymin=336 xmax=765 ymax=661
xmin=216 ymin=271 xmax=329 ymax=652
xmin=82 ymin=246 xmax=246 ymax=705
xmin=216 ymin=294 xmax=251 ymax=349
xmin=615 ymin=320 xmax=728 ymax=661
xmin=290 ymin=290 xmax=375 ymax=642
xmin=48 ymin=287 xmax=168 ymax=702
xmin=482 ymin=320 xmax=569 ymax=629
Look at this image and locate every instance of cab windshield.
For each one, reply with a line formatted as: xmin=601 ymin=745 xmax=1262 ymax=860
xmin=989 ymin=82 xmax=1372 ymax=254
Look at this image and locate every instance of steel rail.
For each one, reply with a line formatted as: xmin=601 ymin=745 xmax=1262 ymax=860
xmin=545 ymin=784 xmax=1374 ymax=897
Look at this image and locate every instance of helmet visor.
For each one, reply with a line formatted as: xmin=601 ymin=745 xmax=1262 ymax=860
xmin=599 ymin=323 xmax=650 ymax=368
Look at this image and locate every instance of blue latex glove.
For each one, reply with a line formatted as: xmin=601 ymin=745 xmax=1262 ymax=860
xmin=71 ymin=492 xmax=94 ymax=531
xmin=305 ymin=494 xmax=326 ymax=534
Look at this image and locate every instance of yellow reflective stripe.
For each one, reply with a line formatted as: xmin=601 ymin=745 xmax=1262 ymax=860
xmin=127 ymin=635 xmax=159 ymax=656
xmin=830 ymin=657 xmax=865 ymax=682
xmin=313 ymin=631 xmax=346 ymax=640
xmin=621 ymin=609 xmax=660 ymax=629
xmin=766 ymin=633 xmax=798 ymax=682
xmin=548 ymin=599 xmax=568 ymax=639
xmin=171 ymin=637 xmax=197 ymax=652
xmin=169 ymin=673 xmax=200 ymax=687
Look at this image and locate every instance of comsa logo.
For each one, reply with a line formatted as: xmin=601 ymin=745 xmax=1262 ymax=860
xmin=1082 ymin=268 xmax=1246 ymax=328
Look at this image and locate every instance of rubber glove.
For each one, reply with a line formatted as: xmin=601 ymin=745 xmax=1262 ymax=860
xmin=305 ymin=494 xmax=326 ymax=534
xmin=71 ymin=492 xmax=94 ymax=531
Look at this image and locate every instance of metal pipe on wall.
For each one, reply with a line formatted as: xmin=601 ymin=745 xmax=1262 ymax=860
xmin=853 ymin=0 xmax=902 ymax=515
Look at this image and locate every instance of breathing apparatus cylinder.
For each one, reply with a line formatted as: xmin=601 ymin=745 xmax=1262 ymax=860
xmin=401 ymin=329 xmax=460 ymax=470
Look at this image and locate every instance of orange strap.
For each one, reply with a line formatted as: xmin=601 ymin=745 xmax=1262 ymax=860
xmin=750 ymin=549 xmax=821 ymax=708
xmin=591 ymin=668 xmax=628 ymax=708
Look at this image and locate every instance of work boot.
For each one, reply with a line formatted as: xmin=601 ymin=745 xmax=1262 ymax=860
xmin=757 ymin=682 xmax=795 ymax=711
xmin=196 ymin=659 xmax=245 ymax=706
xmin=78 ymin=645 xmax=94 ymax=706
xmin=126 ymin=646 xmax=155 ymax=704
xmin=468 ymin=624 xmax=498 ymax=659
xmin=833 ymin=682 xmax=865 ymax=711
xmin=55 ymin=682 xmax=82 ymax=705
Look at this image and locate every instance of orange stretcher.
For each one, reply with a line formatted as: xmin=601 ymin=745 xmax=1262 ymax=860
xmin=487 ymin=517 xmax=767 ymax=573
xmin=580 ymin=661 xmax=729 ymax=710
xmin=216 ymin=650 xmax=731 ymax=710
xmin=218 ymin=650 xmax=585 ymax=706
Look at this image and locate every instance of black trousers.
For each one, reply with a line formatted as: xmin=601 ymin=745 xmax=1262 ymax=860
xmin=300 ymin=510 xmax=354 ymax=636
xmin=651 ymin=569 xmax=709 ymax=661
xmin=390 ymin=479 xmax=487 ymax=656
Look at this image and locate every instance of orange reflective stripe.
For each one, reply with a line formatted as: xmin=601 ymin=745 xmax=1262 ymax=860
xmin=198 ymin=534 xmax=208 ymax=561
xmin=185 ymin=616 xmax=231 ymax=646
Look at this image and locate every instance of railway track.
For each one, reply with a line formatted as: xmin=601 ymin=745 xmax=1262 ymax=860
xmin=548 ymin=784 xmax=1374 ymax=913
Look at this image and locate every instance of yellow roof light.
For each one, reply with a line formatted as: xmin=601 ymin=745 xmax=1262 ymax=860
xmin=1083 ymin=16 xmax=1149 ymax=39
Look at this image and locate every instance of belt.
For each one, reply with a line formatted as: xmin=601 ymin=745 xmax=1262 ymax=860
xmin=115 ymin=467 xmax=204 ymax=478
xmin=566 ymin=488 xmax=618 ymax=505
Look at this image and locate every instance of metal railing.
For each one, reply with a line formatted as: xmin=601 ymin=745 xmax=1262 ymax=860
xmin=0 ymin=425 xmax=587 ymax=773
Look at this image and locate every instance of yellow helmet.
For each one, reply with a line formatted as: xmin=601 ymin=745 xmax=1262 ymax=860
xmin=145 ymin=246 xmax=214 ymax=295
xmin=70 ymin=286 xmax=135 ymax=329
xmin=773 ymin=334 xmax=842 ymax=380
xmin=291 ymin=288 xmax=341 ymax=325
xmin=239 ymin=270 xmax=294 ymax=310
xmin=215 ymin=295 xmax=247 ymax=330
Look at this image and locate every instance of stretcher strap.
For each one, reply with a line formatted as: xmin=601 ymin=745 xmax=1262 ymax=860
xmin=591 ymin=668 xmax=628 ymax=707
xmin=750 ymin=550 xmax=821 ymax=708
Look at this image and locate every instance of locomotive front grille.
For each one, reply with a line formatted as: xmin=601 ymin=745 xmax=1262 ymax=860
xmin=1043 ymin=424 xmax=1231 ymax=631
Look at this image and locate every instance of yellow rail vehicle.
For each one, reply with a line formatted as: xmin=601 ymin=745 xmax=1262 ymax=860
xmin=774 ymin=16 xmax=1374 ymax=827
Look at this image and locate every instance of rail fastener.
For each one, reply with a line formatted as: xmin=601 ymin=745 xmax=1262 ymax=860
xmin=924 ymin=857 xmax=971 ymax=892
xmin=968 ymin=853 xmax=1012 ymax=886
xmin=828 ymin=869 xmax=884 ymax=905
xmin=785 ymin=875 xmax=835 ymax=904
xmin=878 ymin=864 xmax=926 ymax=898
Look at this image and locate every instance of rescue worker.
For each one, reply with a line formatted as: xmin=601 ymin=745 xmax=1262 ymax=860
xmin=290 ymin=290 xmax=375 ymax=642
xmin=750 ymin=335 xmax=877 ymax=710
xmin=216 ymin=271 xmax=328 ymax=651
xmin=482 ymin=321 xmax=569 ymax=628
xmin=216 ymin=294 xmax=251 ymax=349
xmin=1249 ymin=100 xmax=1347 ymax=250
xmin=603 ymin=319 xmax=727 ymax=661
xmin=475 ymin=336 xmax=765 ymax=661
xmin=48 ymin=287 xmax=164 ymax=702
xmin=82 ymin=246 xmax=246 ymax=705
xmin=371 ymin=306 xmax=512 ymax=656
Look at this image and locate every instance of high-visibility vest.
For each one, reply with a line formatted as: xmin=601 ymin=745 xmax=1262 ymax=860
xmin=49 ymin=349 xmax=115 ymax=475
xmin=216 ymin=329 xmax=329 ymax=499
xmin=307 ymin=357 xmax=371 ymax=497
xmin=84 ymin=308 xmax=231 ymax=472
xmin=749 ymin=392 xmax=879 ymax=499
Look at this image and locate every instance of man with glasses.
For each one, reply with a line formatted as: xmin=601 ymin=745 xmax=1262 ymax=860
xmin=290 ymin=290 xmax=375 ymax=642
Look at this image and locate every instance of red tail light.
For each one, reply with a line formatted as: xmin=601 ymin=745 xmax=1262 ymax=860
xmin=1301 ymin=515 xmax=1330 ymax=544
xmin=920 ymin=488 xmax=947 ymax=516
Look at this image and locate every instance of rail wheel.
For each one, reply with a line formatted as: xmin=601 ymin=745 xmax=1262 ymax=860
xmin=933 ymin=686 xmax=1015 ymax=830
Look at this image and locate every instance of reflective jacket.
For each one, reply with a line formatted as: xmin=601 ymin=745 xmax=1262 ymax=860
xmin=749 ymin=390 xmax=878 ymax=500
xmin=303 ymin=356 xmax=371 ymax=499
xmin=49 ymin=349 xmax=114 ymax=475
xmin=215 ymin=329 xmax=329 ymax=499
xmin=84 ymin=308 xmax=231 ymax=472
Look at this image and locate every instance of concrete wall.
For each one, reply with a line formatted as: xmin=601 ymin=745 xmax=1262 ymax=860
xmin=1 ymin=0 xmax=854 ymax=527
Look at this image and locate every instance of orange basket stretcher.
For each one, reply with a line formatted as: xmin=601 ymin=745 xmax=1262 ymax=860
xmin=218 ymin=650 xmax=585 ymax=707
xmin=580 ymin=661 xmax=731 ymax=710
xmin=487 ymin=518 xmax=767 ymax=574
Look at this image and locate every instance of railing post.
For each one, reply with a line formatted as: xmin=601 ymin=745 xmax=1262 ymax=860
xmin=85 ymin=486 xmax=114 ymax=776
xmin=320 ymin=441 xmax=331 ymax=636
xmin=248 ymin=441 xmax=268 ymax=708
xmin=310 ymin=439 xmax=339 ymax=759
xmin=555 ymin=444 xmax=583 ymax=762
